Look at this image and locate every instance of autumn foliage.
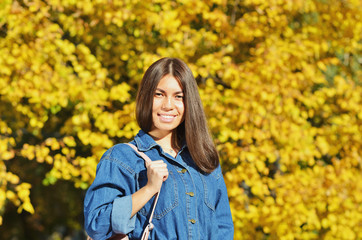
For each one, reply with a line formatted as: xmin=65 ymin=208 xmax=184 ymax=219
xmin=0 ymin=0 xmax=361 ymax=239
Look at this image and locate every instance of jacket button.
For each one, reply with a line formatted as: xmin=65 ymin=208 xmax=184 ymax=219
xmin=186 ymin=192 xmax=194 ymax=197
xmin=178 ymin=169 xmax=187 ymax=173
xmin=189 ymin=219 xmax=196 ymax=224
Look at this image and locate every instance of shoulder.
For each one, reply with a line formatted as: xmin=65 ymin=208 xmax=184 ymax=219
xmin=99 ymin=143 xmax=145 ymax=175
xmin=205 ymin=164 xmax=223 ymax=180
xmin=101 ymin=143 xmax=134 ymax=160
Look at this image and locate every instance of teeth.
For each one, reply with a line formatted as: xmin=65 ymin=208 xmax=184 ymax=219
xmin=160 ymin=115 xmax=174 ymax=119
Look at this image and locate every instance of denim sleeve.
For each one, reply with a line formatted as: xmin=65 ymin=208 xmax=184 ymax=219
xmin=215 ymin=166 xmax=234 ymax=239
xmin=84 ymin=158 xmax=137 ymax=240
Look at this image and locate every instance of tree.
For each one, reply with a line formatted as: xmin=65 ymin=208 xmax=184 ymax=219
xmin=0 ymin=0 xmax=361 ymax=239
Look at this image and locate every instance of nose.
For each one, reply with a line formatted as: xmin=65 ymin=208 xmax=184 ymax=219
xmin=162 ymin=96 xmax=174 ymax=110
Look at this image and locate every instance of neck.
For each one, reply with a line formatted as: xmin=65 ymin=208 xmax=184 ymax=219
xmin=148 ymin=130 xmax=179 ymax=156
xmin=149 ymin=130 xmax=173 ymax=147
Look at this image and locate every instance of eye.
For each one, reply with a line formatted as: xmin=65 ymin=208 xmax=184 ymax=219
xmin=175 ymin=95 xmax=184 ymax=100
xmin=155 ymin=92 xmax=163 ymax=97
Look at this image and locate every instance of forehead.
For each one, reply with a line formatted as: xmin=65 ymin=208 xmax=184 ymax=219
xmin=157 ymin=74 xmax=183 ymax=91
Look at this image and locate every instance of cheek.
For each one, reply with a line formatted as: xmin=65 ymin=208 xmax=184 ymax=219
xmin=152 ymin=98 xmax=162 ymax=111
xmin=175 ymin=102 xmax=185 ymax=114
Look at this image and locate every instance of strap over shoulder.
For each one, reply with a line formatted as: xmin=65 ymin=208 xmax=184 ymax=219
xmin=125 ymin=143 xmax=152 ymax=163
xmin=125 ymin=142 xmax=161 ymax=240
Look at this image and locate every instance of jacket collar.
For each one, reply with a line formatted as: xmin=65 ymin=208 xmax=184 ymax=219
xmin=134 ymin=130 xmax=159 ymax=151
xmin=134 ymin=130 xmax=187 ymax=152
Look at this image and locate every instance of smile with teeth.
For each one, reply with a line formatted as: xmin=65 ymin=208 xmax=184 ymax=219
xmin=158 ymin=114 xmax=177 ymax=122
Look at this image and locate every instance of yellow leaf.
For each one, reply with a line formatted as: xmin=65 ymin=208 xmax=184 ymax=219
xmin=22 ymin=201 xmax=35 ymax=214
xmin=63 ymin=136 xmax=76 ymax=147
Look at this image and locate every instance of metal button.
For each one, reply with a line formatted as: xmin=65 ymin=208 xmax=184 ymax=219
xmin=186 ymin=192 xmax=194 ymax=197
xmin=189 ymin=219 xmax=196 ymax=224
xmin=178 ymin=169 xmax=187 ymax=173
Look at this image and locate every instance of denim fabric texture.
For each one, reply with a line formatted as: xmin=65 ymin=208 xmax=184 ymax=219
xmin=84 ymin=130 xmax=234 ymax=240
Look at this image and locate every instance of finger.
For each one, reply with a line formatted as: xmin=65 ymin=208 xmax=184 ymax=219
xmin=151 ymin=167 xmax=168 ymax=181
xmin=146 ymin=160 xmax=166 ymax=167
xmin=147 ymin=161 xmax=168 ymax=170
xmin=162 ymin=171 xmax=168 ymax=181
xmin=153 ymin=160 xmax=165 ymax=163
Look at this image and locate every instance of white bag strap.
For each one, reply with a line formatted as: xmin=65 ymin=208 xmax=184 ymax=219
xmin=126 ymin=143 xmax=161 ymax=240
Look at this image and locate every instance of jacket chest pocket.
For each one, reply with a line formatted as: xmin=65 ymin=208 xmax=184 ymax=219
xmin=199 ymin=170 xmax=222 ymax=211
xmin=137 ymin=169 xmax=178 ymax=219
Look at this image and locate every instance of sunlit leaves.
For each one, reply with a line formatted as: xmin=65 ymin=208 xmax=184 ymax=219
xmin=0 ymin=0 xmax=361 ymax=238
xmin=194 ymin=0 xmax=361 ymax=239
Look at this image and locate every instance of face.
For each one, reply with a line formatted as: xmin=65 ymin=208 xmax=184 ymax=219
xmin=149 ymin=74 xmax=185 ymax=138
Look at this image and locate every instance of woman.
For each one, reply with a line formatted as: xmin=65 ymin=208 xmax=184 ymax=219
xmin=84 ymin=58 xmax=234 ymax=239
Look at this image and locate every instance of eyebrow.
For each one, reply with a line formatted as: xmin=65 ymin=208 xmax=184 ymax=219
xmin=156 ymin=88 xmax=184 ymax=94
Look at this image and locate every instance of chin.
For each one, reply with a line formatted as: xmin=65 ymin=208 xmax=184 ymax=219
xmin=152 ymin=123 xmax=180 ymax=134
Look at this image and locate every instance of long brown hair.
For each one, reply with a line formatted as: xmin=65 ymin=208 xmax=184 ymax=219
xmin=136 ymin=57 xmax=219 ymax=173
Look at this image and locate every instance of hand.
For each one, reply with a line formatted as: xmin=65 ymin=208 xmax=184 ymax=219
xmin=130 ymin=160 xmax=169 ymax=217
xmin=145 ymin=160 xmax=169 ymax=194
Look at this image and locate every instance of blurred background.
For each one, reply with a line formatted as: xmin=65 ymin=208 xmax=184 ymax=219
xmin=0 ymin=0 xmax=361 ymax=239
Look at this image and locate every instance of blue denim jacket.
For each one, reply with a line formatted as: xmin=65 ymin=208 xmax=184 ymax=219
xmin=84 ymin=130 xmax=234 ymax=240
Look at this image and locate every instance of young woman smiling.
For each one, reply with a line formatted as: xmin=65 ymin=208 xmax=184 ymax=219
xmin=84 ymin=58 xmax=234 ymax=239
